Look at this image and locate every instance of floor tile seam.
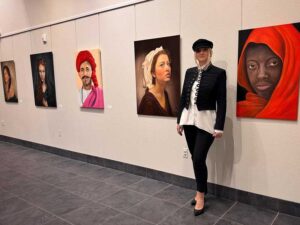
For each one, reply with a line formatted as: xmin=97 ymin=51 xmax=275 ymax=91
xmin=53 ymin=165 xmax=125 ymax=183
xmin=1 ymin=170 xmax=48 ymax=189
xmin=9 ymin=194 xmax=77 ymax=225
xmin=152 ymin=196 xmax=190 ymax=208
xmin=118 ymin=176 xmax=147 ymax=187
xmin=95 ymin=186 xmax=187 ymax=212
xmin=126 ymin=177 xmax=147 ymax=188
xmin=103 ymin=176 xmax=154 ymax=188
xmin=149 ymin=183 xmax=175 ymax=197
xmin=126 ymin=182 xmax=172 ymax=197
xmin=55 ymin=178 xmax=153 ymax=204
xmin=122 ymin=195 xmax=188 ymax=224
xmin=44 ymin=219 xmax=74 ymax=225
xmin=101 ymin=202 xmax=155 ymax=225
xmin=5 ymin=169 xmax=83 ymax=196
xmin=155 ymin=205 xmax=190 ymax=225
xmin=121 ymin=186 xmax=190 ymax=208
xmin=0 ymin=205 xmax=35 ymax=220
xmin=51 ymin=166 xmax=107 ymax=182
xmin=54 ymin=179 xmax=128 ymax=202
xmin=13 ymin=164 xmax=115 ymax=191
xmin=57 ymin=201 xmax=121 ymax=224
xmin=2 ymin=150 xmax=55 ymax=161
xmin=150 ymin=183 xmax=173 ymax=196
xmin=18 ymin=154 xmax=58 ymax=162
xmin=83 ymin=179 xmax=162 ymax=199
xmin=270 ymin=212 xmax=279 ymax=225
xmin=49 ymin=168 xmax=110 ymax=185
xmin=0 ymin=164 xmax=15 ymax=172
xmin=96 ymin=184 xmax=191 ymax=209
xmin=96 ymin=202 xmax=156 ymax=225
xmin=94 ymin=187 xmax=153 ymax=207
xmin=122 ymin=186 xmax=155 ymax=199
xmin=214 ymin=217 xmax=244 ymax=225
xmin=6 ymin=171 xmax=100 ymax=203
xmin=0 ymin=194 xmax=19 ymax=204
xmin=36 ymin=173 xmax=126 ymax=202
xmin=45 ymin=157 xmax=87 ymax=167
xmin=15 ymin=182 xmax=91 ymax=204
xmin=213 ymin=201 xmax=238 ymax=225
xmin=102 ymin=179 xmax=143 ymax=188
xmin=93 ymin=187 xmax=127 ymax=203
xmin=0 ymin=147 xmax=32 ymax=154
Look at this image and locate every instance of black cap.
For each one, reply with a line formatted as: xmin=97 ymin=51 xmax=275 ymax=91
xmin=192 ymin=39 xmax=213 ymax=51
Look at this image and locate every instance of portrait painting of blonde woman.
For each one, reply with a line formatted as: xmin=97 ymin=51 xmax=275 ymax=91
xmin=135 ymin=35 xmax=180 ymax=117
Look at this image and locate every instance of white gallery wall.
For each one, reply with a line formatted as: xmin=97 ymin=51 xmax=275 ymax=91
xmin=0 ymin=0 xmax=299 ymax=203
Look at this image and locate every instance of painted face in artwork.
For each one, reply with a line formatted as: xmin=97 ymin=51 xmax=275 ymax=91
xmin=79 ymin=61 xmax=92 ymax=88
xmin=3 ymin=68 xmax=10 ymax=83
xmin=153 ymin=54 xmax=171 ymax=84
xmin=245 ymin=43 xmax=283 ymax=100
xmin=38 ymin=64 xmax=46 ymax=82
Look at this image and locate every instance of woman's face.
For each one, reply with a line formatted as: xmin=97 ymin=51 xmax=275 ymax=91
xmin=3 ymin=68 xmax=10 ymax=83
xmin=79 ymin=61 xmax=92 ymax=87
xmin=245 ymin=44 xmax=283 ymax=100
xmin=38 ymin=64 xmax=46 ymax=81
xmin=195 ymin=48 xmax=210 ymax=65
xmin=154 ymin=54 xmax=171 ymax=84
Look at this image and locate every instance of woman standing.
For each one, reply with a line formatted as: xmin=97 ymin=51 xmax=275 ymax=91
xmin=177 ymin=39 xmax=226 ymax=216
xmin=138 ymin=47 xmax=173 ymax=116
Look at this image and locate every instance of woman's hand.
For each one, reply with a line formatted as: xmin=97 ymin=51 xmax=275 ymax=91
xmin=177 ymin=124 xmax=183 ymax=136
xmin=212 ymin=130 xmax=223 ymax=138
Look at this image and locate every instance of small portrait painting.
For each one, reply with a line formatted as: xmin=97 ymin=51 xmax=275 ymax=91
xmin=75 ymin=49 xmax=104 ymax=109
xmin=30 ymin=52 xmax=57 ymax=107
xmin=236 ymin=23 xmax=300 ymax=120
xmin=1 ymin=60 xmax=18 ymax=103
xmin=135 ymin=35 xmax=180 ymax=117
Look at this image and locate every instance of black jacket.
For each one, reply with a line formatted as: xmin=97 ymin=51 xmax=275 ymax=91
xmin=177 ymin=64 xmax=227 ymax=130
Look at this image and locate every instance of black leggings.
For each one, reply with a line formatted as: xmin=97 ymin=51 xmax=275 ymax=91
xmin=183 ymin=125 xmax=214 ymax=193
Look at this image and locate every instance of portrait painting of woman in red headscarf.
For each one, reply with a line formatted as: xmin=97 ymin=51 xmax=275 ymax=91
xmin=75 ymin=49 xmax=104 ymax=109
xmin=236 ymin=23 xmax=300 ymax=120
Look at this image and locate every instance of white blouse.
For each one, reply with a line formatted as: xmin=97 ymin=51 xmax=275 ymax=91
xmin=79 ymin=88 xmax=91 ymax=105
xmin=179 ymin=68 xmax=222 ymax=135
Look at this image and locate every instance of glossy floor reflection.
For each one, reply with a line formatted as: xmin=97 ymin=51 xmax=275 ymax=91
xmin=0 ymin=141 xmax=299 ymax=225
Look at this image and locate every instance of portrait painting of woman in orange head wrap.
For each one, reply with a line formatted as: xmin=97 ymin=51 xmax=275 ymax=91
xmin=236 ymin=23 xmax=300 ymax=120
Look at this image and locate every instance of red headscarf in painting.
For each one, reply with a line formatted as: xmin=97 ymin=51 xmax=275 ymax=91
xmin=76 ymin=50 xmax=99 ymax=87
xmin=237 ymin=24 xmax=300 ymax=120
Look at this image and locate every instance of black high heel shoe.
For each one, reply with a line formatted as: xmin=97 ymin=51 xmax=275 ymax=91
xmin=194 ymin=207 xmax=204 ymax=216
xmin=191 ymin=199 xmax=196 ymax=206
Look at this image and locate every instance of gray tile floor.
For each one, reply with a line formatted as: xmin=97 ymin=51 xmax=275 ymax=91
xmin=0 ymin=141 xmax=299 ymax=225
